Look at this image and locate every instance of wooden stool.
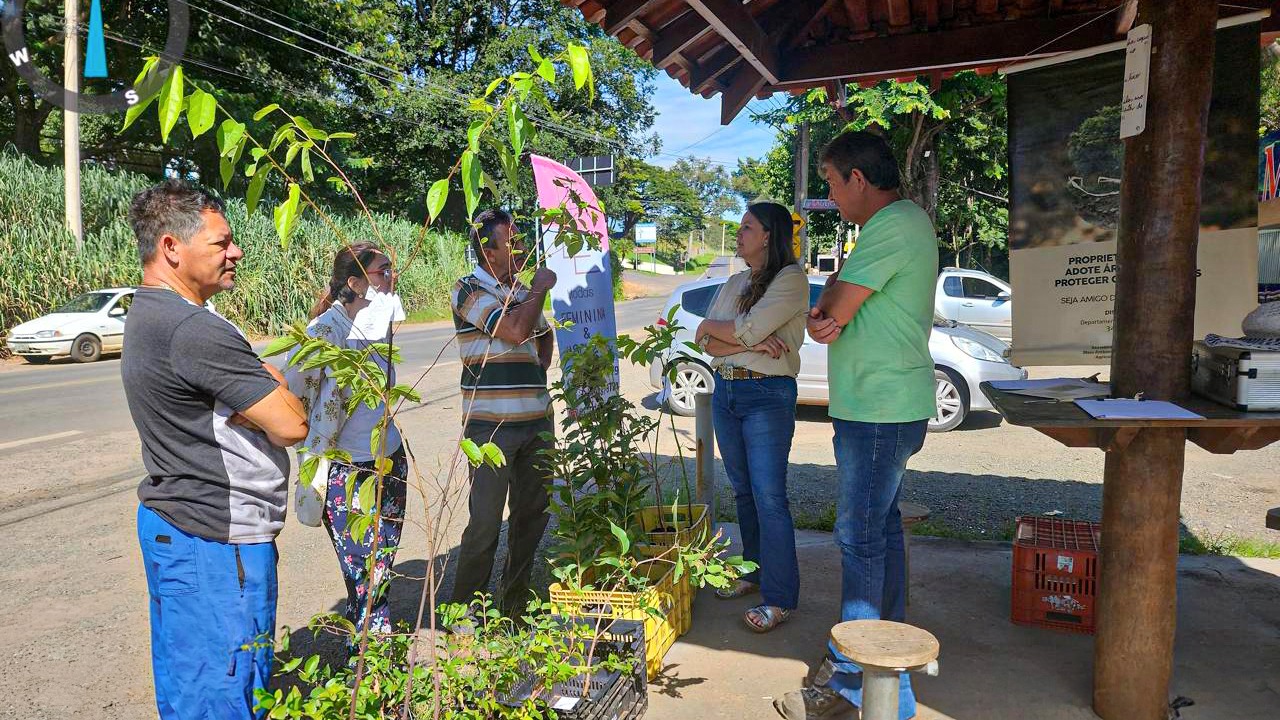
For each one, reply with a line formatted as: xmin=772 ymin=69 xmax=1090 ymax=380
xmin=899 ymin=501 xmax=930 ymax=607
xmin=830 ymin=620 xmax=940 ymax=720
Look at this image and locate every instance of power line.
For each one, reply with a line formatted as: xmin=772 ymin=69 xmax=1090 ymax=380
xmin=181 ymin=0 xmax=743 ymax=164
xmin=178 ymin=0 xmax=632 ymax=154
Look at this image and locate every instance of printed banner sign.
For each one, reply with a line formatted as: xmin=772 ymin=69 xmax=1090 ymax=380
xmin=529 ymin=154 xmax=619 ymax=397
xmin=1006 ymin=22 xmax=1260 ymax=365
xmin=1262 ymin=129 xmax=1280 ymax=229
xmin=635 ymin=222 xmax=657 ymax=245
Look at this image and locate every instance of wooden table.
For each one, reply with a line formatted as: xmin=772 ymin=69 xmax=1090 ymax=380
xmin=979 ymin=384 xmax=1280 ymax=455
xmin=981 ymin=381 xmax=1280 ymax=717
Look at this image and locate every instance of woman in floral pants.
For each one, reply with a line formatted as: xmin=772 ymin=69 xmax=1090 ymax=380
xmin=324 ymin=452 xmax=407 ymax=637
xmin=288 ymin=243 xmax=409 ymax=651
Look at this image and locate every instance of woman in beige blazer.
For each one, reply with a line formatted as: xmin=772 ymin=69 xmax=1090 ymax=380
xmin=694 ymin=202 xmax=808 ymax=633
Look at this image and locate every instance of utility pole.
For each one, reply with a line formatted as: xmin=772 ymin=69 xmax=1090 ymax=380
xmin=64 ymin=0 xmax=83 ymax=250
xmin=720 ymin=221 xmax=726 ymax=256
xmin=793 ymin=122 xmax=810 ymax=270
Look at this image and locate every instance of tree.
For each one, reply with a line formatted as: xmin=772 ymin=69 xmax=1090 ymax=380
xmin=668 ymin=156 xmax=736 ymax=234
xmin=731 ymin=158 xmax=771 ymax=206
xmin=2 ymin=1 xmax=661 ymax=229
xmin=607 ymin=158 xmax=699 ymax=240
xmin=1264 ymin=45 xmax=1280 ymax=134
xmin=749 ymin=71 xmax=1009 ymax=270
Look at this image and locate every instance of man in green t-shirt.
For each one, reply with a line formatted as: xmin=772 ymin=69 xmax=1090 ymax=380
xmin=775 ymin=131 xmax=938 ymax=720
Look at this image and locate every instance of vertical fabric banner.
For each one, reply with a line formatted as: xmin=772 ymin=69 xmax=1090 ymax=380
xmin=1261 ymin=130 xmax=1280 ymax=301
xmin=1006 ymin=22 xmax=1260 ymax=365
xmin=529 ymin=154 xmax=620 ymax=396
xmin=1262 ymin=130 xmax=1280 ymax=230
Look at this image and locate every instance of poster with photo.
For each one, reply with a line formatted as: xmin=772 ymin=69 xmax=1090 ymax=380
xmin=1006 ymin=22 xmax=1260 ymax=365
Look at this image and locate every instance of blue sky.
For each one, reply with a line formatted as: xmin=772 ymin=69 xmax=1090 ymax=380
xmin=645 ymin=73 xmax=779 ymax=171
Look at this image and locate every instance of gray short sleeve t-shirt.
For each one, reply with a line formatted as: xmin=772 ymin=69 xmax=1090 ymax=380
xmin=122 ymin=287 xmax=290 ymax=543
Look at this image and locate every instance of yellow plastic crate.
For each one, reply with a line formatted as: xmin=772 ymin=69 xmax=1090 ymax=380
xmin=636 ymin=503 xmax=710 ymax=548
xmin=549 ymin=562 xmax=681 ymax=680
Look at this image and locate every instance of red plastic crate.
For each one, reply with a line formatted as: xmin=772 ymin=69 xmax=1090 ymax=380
xmin=1011 ymin=516 xmax=1101 ymax=634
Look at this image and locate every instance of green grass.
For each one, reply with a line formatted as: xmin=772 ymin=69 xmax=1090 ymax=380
xmin=1179 ymin=533 xmax=1280 ymax=559
xmin=0 ymin=150 xmax=469 ymax=343
xmin=404 ymin=308 xmax=452 ymax=324
xmin=679 ymin=252 xmax=719 ymax=275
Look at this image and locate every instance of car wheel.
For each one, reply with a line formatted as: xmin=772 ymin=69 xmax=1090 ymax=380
xmin=71 ymin=334 xmax=102 ymax=363
xmin=666 ymin=362 xmax=713 ymax=417
xmin=929 ymin=367 xmax=969 ymax=433
xmin=22 ymin=355 xmax=52 ymax=364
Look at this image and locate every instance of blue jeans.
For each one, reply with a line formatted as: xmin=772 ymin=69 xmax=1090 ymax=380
xmin=712 ymin=374 xmax=800 ymax=610
xmin=826 ymin=419 xmax=928 ymax=720
xmin=138 ymin=504 xmax=278 ymax=719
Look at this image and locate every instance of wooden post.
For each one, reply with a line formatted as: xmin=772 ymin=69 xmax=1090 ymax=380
xmin=1094 ymin=2 xmax=1217 ymax=718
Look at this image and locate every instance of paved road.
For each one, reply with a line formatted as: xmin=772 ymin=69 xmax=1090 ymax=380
xmin=0 ymin=294 xmax=668 ymax=455
xmin=702 ymin=254 xmax=744 ymax=278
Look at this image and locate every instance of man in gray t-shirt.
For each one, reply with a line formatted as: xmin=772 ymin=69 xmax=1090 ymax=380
xmin=122 ymin=181 xmax=307 ymax=719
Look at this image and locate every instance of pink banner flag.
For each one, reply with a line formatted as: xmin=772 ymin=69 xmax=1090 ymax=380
xmin=529 ymin=154 xmax=609 ymax=253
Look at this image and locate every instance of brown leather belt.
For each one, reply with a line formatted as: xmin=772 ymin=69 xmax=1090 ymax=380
xmin=716 ymin=367 xmax=782 ymax=381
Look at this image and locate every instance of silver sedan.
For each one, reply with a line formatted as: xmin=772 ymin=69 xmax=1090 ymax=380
xmin=648 ymin=275 xmax=1028 ymax=432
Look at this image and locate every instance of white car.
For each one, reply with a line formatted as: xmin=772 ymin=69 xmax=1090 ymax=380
xmin=935 ymin=267 xmax=1012 ymax=341
xmin=649 ymin=276 xmax=1028 ymax=432
xmin=5 ymin=288 xmax=134 ymax=363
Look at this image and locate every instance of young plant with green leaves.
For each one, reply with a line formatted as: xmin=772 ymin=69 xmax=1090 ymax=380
xmin=542 ymin=334 xmax=755 ymax=598
xmin=257 ymin=597 xmax=637 ymax=720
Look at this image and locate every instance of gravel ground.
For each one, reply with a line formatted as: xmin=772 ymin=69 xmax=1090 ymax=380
xmin=626 ymin=364 xmax=1280 ymax=548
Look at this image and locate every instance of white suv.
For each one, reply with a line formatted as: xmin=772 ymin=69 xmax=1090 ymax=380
xmin=935 ymin=267 xmax=1012 ymax=341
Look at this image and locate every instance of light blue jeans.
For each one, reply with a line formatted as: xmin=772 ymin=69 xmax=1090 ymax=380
xmin=826 ymin=419 xmax=928 ymax=719
xmin=712 ymin=375 xmax=800 ymax=610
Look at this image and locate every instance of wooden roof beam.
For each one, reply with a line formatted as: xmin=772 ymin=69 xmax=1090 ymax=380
xmin=684 ymin=0 xmax=782 ymax=85
xmin=791 ymin=0 xmax=842 ymax=47
xmin=844 ymin=0 xmax=871 ymax=33
xmin=887 ymin=0 xmax=911 ymax=28
xmin=720 ymin=66 xmax=768 ymax=126
xmin=780 ymin=11 xmax=1122 ymax=86
xmin=691 ymin=45 xmax=742 ymax=94
xmin=603 ymin=0 xmax=661 ymax=36
xmin=652 ymin=10 xmax=712 ymax=68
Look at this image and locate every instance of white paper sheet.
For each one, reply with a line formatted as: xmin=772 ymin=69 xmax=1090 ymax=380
xmin=1074 ymin=399 xmax=1203 ymax=421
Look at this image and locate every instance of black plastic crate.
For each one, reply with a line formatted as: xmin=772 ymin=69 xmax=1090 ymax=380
xmin=501 ymin=618 xmax=647 ymax=720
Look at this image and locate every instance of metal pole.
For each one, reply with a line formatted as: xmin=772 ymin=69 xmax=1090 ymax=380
xmin=860 ymin=670 xmax=900 ymax=720
xmin=794 ymin=122 xmax=811 ymax=269
xmin=720 ymin=221 xmax=726 ymax=256
xmin=694 ymin=390 xmax=716 ymax=522
xmin=63 ymin=0 xmax=83 ymax=250
xmin=1094 ymin=2 xmax=1217 ymax=719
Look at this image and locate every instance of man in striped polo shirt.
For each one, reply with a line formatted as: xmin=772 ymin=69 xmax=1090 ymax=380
xmin=449 ymin=209 xmax=557 ymax=616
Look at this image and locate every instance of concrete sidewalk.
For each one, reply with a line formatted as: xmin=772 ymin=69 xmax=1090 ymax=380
xmin=647 ymin=527 xmax=1280 ymax=719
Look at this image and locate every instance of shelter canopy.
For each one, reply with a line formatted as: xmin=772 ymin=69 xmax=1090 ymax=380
xmin=562 ymin=0 xmax=1280 ymax=124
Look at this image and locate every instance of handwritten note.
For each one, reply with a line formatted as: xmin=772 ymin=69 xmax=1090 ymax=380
xmin=1120 ymin=23 xmax=1152 ymax=139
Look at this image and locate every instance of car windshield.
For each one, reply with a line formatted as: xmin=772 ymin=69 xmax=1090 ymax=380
xmin=53 ymin=293 xmax=114 ymax=314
